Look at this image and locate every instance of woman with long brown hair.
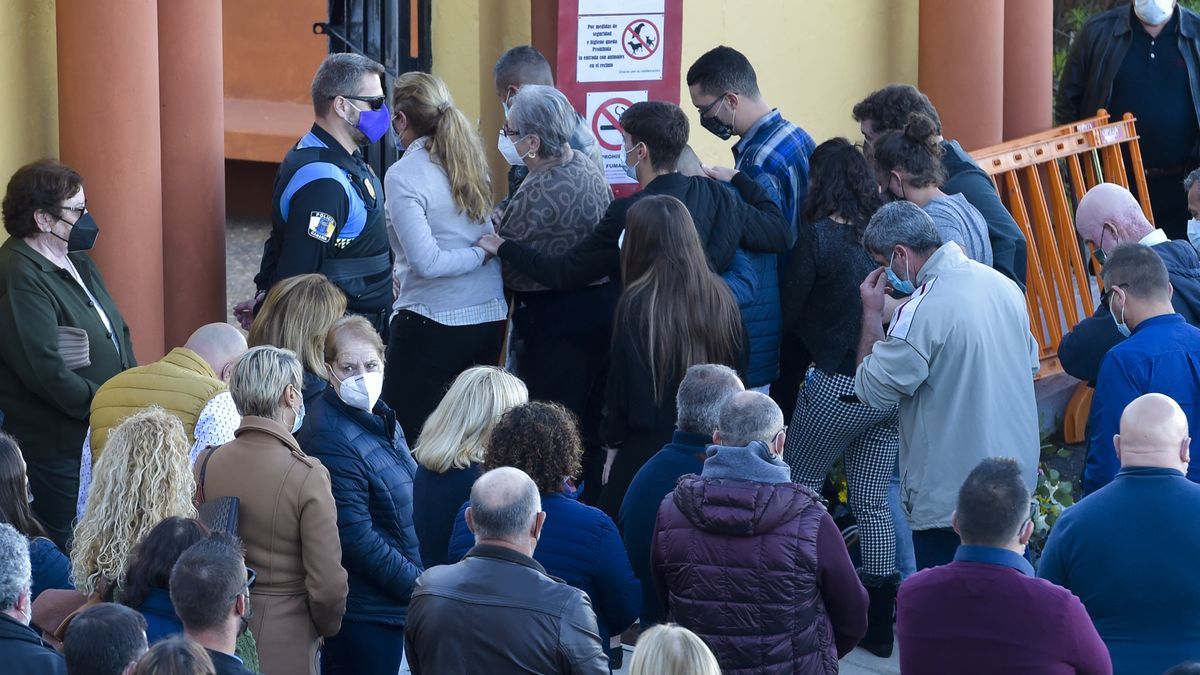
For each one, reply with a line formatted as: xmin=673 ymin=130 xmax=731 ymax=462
xmin=382 ymin=72 xmax=507 ymax=442
xmin=597 ymin=195 xmax=744 ymax=517
xmin=0 ymin=432 xmax=70 ymax=601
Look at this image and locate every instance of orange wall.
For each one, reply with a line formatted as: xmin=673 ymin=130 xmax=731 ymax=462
xmin=222 ymin=0 xmax=327 ymax=104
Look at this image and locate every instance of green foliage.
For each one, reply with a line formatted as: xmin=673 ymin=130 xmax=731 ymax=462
xmin=1030 ymin=441 xmax=1078 ymax=565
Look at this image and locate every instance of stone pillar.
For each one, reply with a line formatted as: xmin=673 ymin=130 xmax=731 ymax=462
xmin=1003 ymin=0 xmax=1053 ymax=139
xmin=918 ymin=0 xmax=1006 ymax=150
xmin=56 ymin=0 xmax=166 ymax=361
xmin=159 ymin=0 xmax=227 ymax=346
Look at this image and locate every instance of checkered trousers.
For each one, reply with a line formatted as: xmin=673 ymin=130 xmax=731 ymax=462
xmin=785 ymin=367 xmax=900 ymax=578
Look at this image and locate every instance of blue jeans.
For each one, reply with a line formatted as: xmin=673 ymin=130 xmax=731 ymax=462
xmin=889 ymin=472 xmax=916 ymax=579
xmin=912 ymin=528 xmax=961 ymax=571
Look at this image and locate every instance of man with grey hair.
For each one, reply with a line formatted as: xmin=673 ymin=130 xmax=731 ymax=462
xmin=1058 ymin=182 xmax=1200 ymax=384
xmin=855 ymin=200 xmax=1040 ymax=570
xmin=492 ymin=45 xmax=601 ymax=214
xmin=652 ymin=391 xmax=867 ymax=672
xmin=0 ymin=523 xmax=66 ymax=673
xmin=406 ymin=467 xmax=607 ymax=674
xmin=619 ymin=363 xmax=744 ymax=626
xmin=236 ymin=52 xmax=394 ymax=335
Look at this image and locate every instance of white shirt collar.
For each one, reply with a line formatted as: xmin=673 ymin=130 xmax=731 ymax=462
xmin=1139 ymin=229 xmax=1169 ymax=246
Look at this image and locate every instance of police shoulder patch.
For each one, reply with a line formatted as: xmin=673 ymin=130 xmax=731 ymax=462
xmin=307 ymin=211 xmax=336 ymax=242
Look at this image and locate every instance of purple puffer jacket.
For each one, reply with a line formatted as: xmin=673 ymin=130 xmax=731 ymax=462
xmin=651 ymin=475 xmax=837 ymax=675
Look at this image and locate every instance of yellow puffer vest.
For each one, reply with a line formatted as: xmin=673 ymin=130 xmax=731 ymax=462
xmin=89 ymin=347 xmax=227 ymax=462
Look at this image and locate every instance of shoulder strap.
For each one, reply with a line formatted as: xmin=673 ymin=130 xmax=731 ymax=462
xmin=195 ymin=445 xmax=220 ymax=506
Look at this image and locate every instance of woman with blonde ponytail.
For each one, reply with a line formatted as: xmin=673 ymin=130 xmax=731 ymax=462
xmin=382 ymin=72 xmax=507 ymax=442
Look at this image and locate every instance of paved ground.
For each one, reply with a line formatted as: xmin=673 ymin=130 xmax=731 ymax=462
xmin=225 ymin=216 xmax=271 ymax=325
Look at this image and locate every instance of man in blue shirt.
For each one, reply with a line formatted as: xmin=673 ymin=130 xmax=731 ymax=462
xmin=1084 ymin=243 xmax=1200 ymax=494
xmin=1041 ymin=393 xmax=1200 ymax=674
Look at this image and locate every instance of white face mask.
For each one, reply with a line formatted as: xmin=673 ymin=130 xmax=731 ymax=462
xmin=1188 ymin=218 xmax=1200 ymax=252
xmin=1135 ymin=0 xmax=1175 ymax=26
xmin=331 ymin=370 xmax=384 ymax=413
xmin=498 ymin=132 xmax=527 ymax=166
xmin=621 ymin=141 xmax=642 ymax=181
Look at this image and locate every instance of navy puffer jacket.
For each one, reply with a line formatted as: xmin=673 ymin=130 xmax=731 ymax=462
xmin=299 ymin=387 xmax=423 ymax=626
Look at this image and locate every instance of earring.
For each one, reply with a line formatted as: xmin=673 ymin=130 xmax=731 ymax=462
xmin=526 ymin=150 xmax=536 ymax=159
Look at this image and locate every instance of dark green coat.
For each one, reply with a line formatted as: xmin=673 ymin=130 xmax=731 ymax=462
xmin=0 ymin=237 xmax=134 ymax=546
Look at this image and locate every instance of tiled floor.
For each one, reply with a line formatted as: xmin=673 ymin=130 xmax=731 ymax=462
xmin=225 ymin=216 xmax=272 ymax=325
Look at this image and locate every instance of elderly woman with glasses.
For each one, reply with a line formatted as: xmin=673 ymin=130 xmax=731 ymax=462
xmin=494 ymin=84 xmax=615 ymax=501
xmin=0 ymin=159 xmax=135 ymax=548
xmin=195 ymin=346 xmax=347 ymax=675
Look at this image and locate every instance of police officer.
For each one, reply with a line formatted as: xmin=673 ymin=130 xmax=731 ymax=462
xmin=235 ymin=53 xmax=394 ymax=335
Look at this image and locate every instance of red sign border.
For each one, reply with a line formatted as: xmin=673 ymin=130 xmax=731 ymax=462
xmin=556 ymin=0 xmax=683 ymax=198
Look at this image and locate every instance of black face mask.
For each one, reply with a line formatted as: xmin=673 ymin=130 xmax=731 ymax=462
xmin=53 ymin=212 xmax=100 ymax=252
xmin=700 ymin=108 xmax=734 ymax=141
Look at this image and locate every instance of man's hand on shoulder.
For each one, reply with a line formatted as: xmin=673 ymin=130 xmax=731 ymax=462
xmin=703 ymin=164 xmax=739 ymax=183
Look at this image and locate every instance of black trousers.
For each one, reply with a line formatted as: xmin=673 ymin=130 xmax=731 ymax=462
xmin=1146 ymin=171 xmax=1191 ymax=241
xmin=912 ymin=527 xmax=960 ymax=571
xmin=512 ymin=284 xmax=616 ymax=505
xmin=320 ymin=620 xmax=404 ymax=675
xmin=382 ymin=310 xmax=505 ymax=444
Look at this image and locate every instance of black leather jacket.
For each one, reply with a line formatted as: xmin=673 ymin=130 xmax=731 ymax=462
xmin=404 ymin=544 xmax=609 ymax=674
xmin=1056 ymin=4 xmax=1200 ymax=129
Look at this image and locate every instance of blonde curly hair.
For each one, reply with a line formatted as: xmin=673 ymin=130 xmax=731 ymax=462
xmin=71 ymin=407 xmax=197 ymax=594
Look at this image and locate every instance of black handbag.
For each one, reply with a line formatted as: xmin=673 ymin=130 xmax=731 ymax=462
xmin=195 ymin=445 xmax=240 ymax=535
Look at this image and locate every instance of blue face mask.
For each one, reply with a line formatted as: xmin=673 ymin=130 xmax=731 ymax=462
xmin=289 ymin=390 xmax=306 ymax=434
xmin=1111 ymin=289 xmax=1131 ymax=338
xmin=886 ymin=249 xmax=916 ymax=295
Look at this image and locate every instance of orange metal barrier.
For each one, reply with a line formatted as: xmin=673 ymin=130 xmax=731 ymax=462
xmin=970 ymin=111 xmax=1154 ymax=442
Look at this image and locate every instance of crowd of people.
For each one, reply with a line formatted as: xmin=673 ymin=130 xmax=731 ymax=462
xmin=3 ymin=1 xmax=1200 ymax=672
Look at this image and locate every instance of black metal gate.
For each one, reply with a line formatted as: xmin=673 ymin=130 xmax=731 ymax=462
xmin=315 ymin=0 xmax=432 ymax=177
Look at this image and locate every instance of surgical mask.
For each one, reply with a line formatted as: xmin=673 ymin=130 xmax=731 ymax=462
xmin=622 ymin=141 xmax=643 ymax=180
xmin=1187 ymin=218 xmax=1200 ymax=252
xmin=886 ymin=249 xmax=916 ymax=295
xmin=393 ymin=130 xmax=406 ymax=156
xmin=347 ymin=100 xmax=391 ymax=145
xmin=699 ymin=97 xmax=735 ymax=140
xmin=1134 ymin=0 xmax=1174 ymax=26
xmin=1111 ymin=289 xmax=1132 ymax=338
xmin=290 ymin=397 xmax=306 ymax=434
xmin=330 ymin=368 xmax=384 ymax=413
xmin=51 ymin=212 xmax=100 ymax=252
xmin=498 ymin=132 xmax=526 ymax=166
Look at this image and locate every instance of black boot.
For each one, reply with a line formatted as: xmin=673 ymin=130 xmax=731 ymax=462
xmin=860 ymin=574 xmax=898 ymax=658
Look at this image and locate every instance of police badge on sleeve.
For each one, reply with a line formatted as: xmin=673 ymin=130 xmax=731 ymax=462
xmin=307 ymin=211 xmax=336 ymax=243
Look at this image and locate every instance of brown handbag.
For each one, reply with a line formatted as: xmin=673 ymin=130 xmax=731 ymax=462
xmin=31 ymin=576 xmax=112 ymax=651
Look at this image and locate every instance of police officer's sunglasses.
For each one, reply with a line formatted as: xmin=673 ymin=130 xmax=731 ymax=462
xmin=335 ymin=95 xmax=386 ymax=111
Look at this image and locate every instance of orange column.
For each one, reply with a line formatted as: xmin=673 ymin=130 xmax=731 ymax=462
xmin=56 ymin=0 xmax=165 ymax=362
xmin=918 ymin=0 xmax=1006 ymax=151
xmin=1003 ymin=0 xmax=1053 ymax=140
xmin=158 ymin=0 xmax=227 ymax=347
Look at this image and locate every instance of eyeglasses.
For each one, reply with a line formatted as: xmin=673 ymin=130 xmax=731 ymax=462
xmin=337 ymin=95 xmax=386 ymax=111
xmin=697 ymin=92 xmax=733 ymax=118
xmin=501 ymin=124 xmax=522 ymax=138
xmin=228 ymin=567 xmax=257 ymax=602
xmin=59 ymin=205 xmax=87 ymax=220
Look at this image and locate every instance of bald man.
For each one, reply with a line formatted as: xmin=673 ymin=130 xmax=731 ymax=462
xmin=77 ymin=323 xmax=248 ymax=517
xmin=1058 ymin=182 xmax=1200 ymax=384
xmin=406 ymin=467 xmax=608 ymax=674
xmin=1039 ymin=393 xmax=1200 ymax=674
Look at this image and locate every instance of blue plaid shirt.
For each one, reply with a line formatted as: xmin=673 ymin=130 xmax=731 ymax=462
xmin=732 ymin=109 xmax=815 ymax=239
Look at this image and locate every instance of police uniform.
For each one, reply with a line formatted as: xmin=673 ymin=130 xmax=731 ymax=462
xmin=254 ymin=124 xmax=394 ymax=334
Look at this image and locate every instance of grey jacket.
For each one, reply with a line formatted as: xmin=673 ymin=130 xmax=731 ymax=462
xmin=855 ymin=243 xmax=1040 ymax=530
xmin=405 ymin=544 xmax=608 ymax=675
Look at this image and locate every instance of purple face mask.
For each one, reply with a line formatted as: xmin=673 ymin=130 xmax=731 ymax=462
xmin=353 ymin=101 xmax=391 ymax=145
